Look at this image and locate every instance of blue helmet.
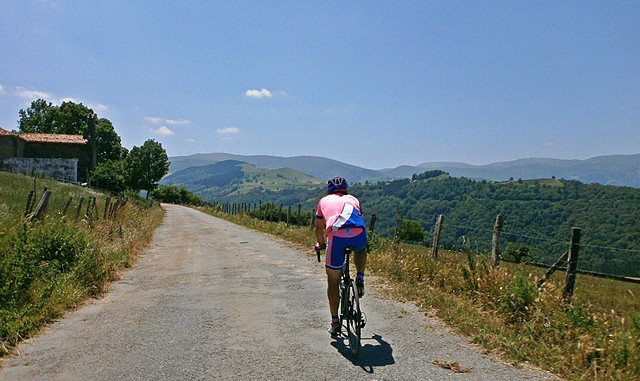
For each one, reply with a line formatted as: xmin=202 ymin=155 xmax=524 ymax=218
xmin=327 ymin=176 xmax=348 ymax=193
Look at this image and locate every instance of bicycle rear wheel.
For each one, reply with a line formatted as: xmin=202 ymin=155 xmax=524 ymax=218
xmin=345 ymin=280 xmax=362 ymax=357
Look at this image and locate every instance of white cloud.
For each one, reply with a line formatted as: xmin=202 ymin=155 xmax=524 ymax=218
xmin=245 ymin=88 xmax=272 ymax=98
xmin=217 ymin=127 xmax=241 ymax=135
xmin=166 ymin=118 xmax=190 ymax=125
xmin=544 ymin=142 xmax=555 ymax=147
xmin=146 ymin=116 xmax=189 ymax=125
xmin=185 ymin=138 xmax=197 ymax=143
xmin=152 ymin=126 xmax=175 ymax=135
xmin=145 ymin=116 xmax=164 ymax=124
xmin=0 ymin=85 xmax=5 ymax=95
xmin=15 ymin=87 xmax=51 ymax=100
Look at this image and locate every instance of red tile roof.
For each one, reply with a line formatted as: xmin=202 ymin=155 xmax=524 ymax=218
xmin=17 ymin=133 xmax=87 ymax=144
xmin=0 ymin=127 xmax=10 ymax=135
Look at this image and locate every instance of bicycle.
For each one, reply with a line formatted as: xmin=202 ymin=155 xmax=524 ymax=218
xmin=316 ymin=245 xmax=366 ymax=357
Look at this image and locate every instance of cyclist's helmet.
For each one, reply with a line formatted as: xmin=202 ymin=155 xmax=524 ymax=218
xmin=327 ymin=176 xmax=348 ymax=193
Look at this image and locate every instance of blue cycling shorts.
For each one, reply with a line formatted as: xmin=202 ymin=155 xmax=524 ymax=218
xmin=326 ymin=229 xmax=367 ymax=270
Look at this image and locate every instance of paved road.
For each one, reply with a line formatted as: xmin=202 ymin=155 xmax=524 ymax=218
xmin=0 ymin=204 xmax=559 ymax=380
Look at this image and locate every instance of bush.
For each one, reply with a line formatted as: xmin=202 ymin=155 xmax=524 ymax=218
xmin=499 ymin=273 xmax=538 ymax=321
xmin=400 ymin=219 xmax=425 ymax=242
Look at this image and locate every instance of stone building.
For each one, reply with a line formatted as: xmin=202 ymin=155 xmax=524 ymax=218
xmin=0 ymin=127 xmax=93 ymax=182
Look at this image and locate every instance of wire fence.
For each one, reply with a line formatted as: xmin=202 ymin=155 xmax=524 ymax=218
xmin=211 ymin=201 xmax=640 ymax=281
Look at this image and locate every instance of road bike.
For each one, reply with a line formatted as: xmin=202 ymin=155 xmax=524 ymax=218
xmin=316 ymin=245 xmax=366 ymax=357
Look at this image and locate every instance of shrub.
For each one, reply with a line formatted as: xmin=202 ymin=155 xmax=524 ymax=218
xmin=499 ymin=273 xmax=538 ymax=321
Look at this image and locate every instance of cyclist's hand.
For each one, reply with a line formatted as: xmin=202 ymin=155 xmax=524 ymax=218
xmin=314 ymin=242 xmax=326 ymax=251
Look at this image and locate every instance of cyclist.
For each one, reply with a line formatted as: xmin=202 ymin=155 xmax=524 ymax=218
xmin=315 ymin=176 xmax=367 ymax=335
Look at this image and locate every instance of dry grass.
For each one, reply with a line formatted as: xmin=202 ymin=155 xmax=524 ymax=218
xmin=203 ymin=207 xmax=640 ymax=381
xmin=1 ymin=172 xmax=165 ymax=355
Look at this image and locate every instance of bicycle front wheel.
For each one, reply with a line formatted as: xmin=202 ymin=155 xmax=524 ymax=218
xmin=345 ymin=280 xmax=362 ymax=357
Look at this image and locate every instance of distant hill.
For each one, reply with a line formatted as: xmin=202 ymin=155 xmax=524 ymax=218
xmin=161 ymin=160 xmax=322 ymax=203
xmin=350 ymin=175 xmax=640 ymax=277
xmin=416 ymin=154 xmax=640 ymax=187
xmin=168 ymin=153 xmax=640 ymax=188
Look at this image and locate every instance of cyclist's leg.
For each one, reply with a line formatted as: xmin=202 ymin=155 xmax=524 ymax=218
xmin=326 ymin=268 xmax=341 ymax=317
xmin=352 ymin=231 xmax=368 ymax=297
xmin=326 ymin=233 xmax=346 ymax=331
xmin=349 ymin=230 xmax=367 ymax=274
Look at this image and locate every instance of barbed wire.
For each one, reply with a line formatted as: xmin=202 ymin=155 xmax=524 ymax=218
xmin=441 ymin=222 xmax=640 ymax=254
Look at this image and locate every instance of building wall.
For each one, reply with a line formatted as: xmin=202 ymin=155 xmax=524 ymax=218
xmin=1 ymin=158 xmax=78 ymax=182
xmin=23 ymin=142 xmax=89 ymax=167
xmin=0 ymin=135 xmax=24 ymax=159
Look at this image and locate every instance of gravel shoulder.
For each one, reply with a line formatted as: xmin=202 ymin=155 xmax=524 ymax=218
xmin=0 ymin=204 xmax=560 ymax=380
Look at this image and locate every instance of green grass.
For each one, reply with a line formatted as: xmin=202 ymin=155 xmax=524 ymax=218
xmin=0 ymin=172 xmax=164 ymax=355
xmin=203 ymin=207 xmax=640 ymax=381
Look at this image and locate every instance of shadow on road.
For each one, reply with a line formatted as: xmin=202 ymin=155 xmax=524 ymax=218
xmin=331 ymin=334 xmax=395 ymax=373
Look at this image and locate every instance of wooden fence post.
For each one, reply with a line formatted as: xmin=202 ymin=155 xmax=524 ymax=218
xmin=310 ymin=209 xmax=316 ymax=229
xmin=104 ymin=198 xmax=111 ymax=219
xmin=278 ymin=204 xmax=283 ymax=223
xmin=369 ymin=214 xmax=377 ymax=234
xmin=563 ymin=227 xmax=581 ymax=303
xmin=491 ymin=215 xmax=504 ymax=269
xmin=287 ymin=205 xmax=291 ymax=226
xmin=25 ymin=190 xmax=35 ymax=216
xmin=432 ymin=214 xmax=444 ymax=258
xmin=537 ymin=251 xmax=568 ymax=288
xmin=297 ymin=204 xmax=302 ymax=226
xmin=62 ymin=197 xmax=73 ymax=216
xmin=75 ymin=197 xmax=85 ymax=220
xmin=394 ymin=211 xmax=403 ymax=244
xmin=30 ymin=190 xmax=52 ymax=222
xmin=85 ymin=196 xmax=93 ymax=217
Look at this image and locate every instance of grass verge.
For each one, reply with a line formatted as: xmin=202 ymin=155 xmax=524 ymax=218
xmin=0 ymin=172 xmax=164 ymax=356
xmin=200 ymin=207 xmax=640 ymax=381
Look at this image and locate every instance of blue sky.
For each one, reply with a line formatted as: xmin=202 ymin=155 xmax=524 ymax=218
xmin=1 ymin=1 xmax=638 ymax=169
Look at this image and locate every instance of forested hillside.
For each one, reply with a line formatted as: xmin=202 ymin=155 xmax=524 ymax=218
xmin=350 ymin=172 xmax=640 ymax=277
xmin=161 ymin=160 xmax=322 ymax=203
xmin=165 ymin=159 xmax=640 ymax=277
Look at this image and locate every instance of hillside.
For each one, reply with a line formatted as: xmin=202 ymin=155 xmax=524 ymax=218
xmin=167 ymin=153 xmax=381 ymax=183
xmin=161 ymin=160 xmax=322 ymax=203
xmin=168 ymin=152 xmax=640 ymax=188
xmin=162 ymin=157 xmax=640 ymax=277
xmin=350 ymin=174 xmax=640 ymax=277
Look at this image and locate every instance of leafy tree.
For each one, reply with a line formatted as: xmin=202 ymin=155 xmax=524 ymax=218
xmin=17 ymin=99 xmax=126 ymax=167
xmin=18 ymin=99 xmax=56 ymax=133
xmin=96 ymin=118 xmax=127 ymax=162
xmin=89 ymin=160 xmax=127 ymax=193
xmin=151 ymin=185 xmax=204 ymax=205
xmin=125 ymin=140 xmax=170 ymax=198
xmin=52 ymin=101 xmax=93 ymax=134
xmin=400 ymin=219 xmax=425 ymax=242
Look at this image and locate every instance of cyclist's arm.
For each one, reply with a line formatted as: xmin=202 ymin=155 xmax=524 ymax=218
xmin=315 ymin=217 xmax=326 ymax=248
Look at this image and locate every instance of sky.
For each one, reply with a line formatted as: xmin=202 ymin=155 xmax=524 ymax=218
xmin=1 ymin=1 xmax=638 ymax=170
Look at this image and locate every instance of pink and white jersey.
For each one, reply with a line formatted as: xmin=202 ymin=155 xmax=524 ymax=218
xmin=316 ymin=194 xmax=366 ymax=234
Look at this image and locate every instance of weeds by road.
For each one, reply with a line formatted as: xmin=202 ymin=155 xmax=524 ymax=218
xmin=0 ymin=172 xmax=164 ymax=355
xmin=201 ymin=207 xmax=640 ymax=381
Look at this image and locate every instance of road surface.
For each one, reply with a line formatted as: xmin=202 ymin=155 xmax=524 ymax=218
xmin=0 ymin=204 xmax=559 ymax=380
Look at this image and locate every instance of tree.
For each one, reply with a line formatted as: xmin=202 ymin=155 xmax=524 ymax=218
xmin=150 ymin=185 xmax=204 ymax=205
xmin=18 ymin=99 xmax=56 ymax=133
xmin=18 ymin=99 xmax=127 ymax=167
xmin=53 ymin=101 xmax=93 ymax=134
xmin=125 ymin=140 xmax=170 ymax=198
xmin=96 ymin=118 xmax=127 ymax=162
xmin=400 ymin=219 xmax=425 ymax=242
xmin=89 ymin=160 xmax=127 ymax=193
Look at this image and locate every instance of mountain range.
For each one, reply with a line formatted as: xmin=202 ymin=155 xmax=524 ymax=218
xmin=168 ymin=153 xmax=640 ymax=188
